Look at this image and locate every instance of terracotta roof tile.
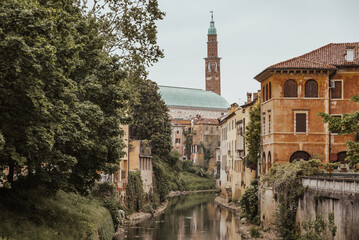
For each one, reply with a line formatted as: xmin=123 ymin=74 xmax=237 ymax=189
xmin=255 ymin=42 xmax=359 ymax=80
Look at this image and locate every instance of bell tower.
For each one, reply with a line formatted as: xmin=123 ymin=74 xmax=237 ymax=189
xmin=205 ymin=11 xmax=221 ymax=95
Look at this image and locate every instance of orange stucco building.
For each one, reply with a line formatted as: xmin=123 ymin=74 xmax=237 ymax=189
xmin=255 ymin=43 xmax=359 ymax=173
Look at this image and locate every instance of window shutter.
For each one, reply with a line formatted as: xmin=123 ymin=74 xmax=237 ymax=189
xmin=331 ymin=81 xmax=342 ymax=99
xmin=305 ymin=80 xmax=318 ymax=97
xmin=296 ymin=113 xmax=306 ymax=132
xmin=284 ymin=80 xmax=298 ymax=97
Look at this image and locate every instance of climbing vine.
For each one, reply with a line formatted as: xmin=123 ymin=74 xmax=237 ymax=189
xmin=126 ymin=171 xmax=144 ymax=212
xmin=245 ymin=104 xmax=261 ymax=170
xmin=263 ymin=159 xmax=321 ymax=240
xmin=240 ymin=179 xmax=259 ymax=224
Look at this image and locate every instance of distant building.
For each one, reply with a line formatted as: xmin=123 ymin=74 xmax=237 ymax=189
xmin=157 ymin=13 xmax=229 ymax=161
xmin=218 ymin=92 xmax=260 ymax=200
xmin=159 ymin=85 xmax=228 ymax=160
xmin=255 ymin=42 xmax=359 ymax=173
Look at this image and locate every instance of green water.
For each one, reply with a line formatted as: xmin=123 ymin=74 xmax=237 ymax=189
xmin=125 ymin=192 xmax=243 ymax=240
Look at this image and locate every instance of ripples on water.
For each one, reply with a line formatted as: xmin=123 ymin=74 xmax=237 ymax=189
xmin=125 ymin=192 xmax=243 ymax=240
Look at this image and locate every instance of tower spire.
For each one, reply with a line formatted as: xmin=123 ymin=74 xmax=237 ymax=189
xmin=205 ymin=11 xmax=221 ymax=95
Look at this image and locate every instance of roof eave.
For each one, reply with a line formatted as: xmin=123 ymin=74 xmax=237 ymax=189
xmin=254 ymin=67 xmax=337 ymax=82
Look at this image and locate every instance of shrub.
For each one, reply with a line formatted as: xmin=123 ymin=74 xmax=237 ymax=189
xmin=240 ymin=179 xmax=259 ymax=224
xmin=263 ymin=159 xmax=321 ymax=240
xmin=249 ymin=226 xmax=261 ymax=238
xmin=126 ymin=171 xmax=145 ymax=212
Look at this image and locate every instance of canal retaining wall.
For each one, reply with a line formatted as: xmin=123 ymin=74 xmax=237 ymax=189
xmin=260 ymin=174 xmax=359 ymax=239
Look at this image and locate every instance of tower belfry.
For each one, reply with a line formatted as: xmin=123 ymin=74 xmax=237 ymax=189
xmin=205 ymin=11 xmax=221 ymax=95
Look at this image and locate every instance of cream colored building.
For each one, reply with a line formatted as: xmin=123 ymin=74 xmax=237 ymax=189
xmin=218 ymin=92 xmax=259 ymax=201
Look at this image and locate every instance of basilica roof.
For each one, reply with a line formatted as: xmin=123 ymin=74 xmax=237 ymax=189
xmin=158 ymin=85 xmax=229 ymax=110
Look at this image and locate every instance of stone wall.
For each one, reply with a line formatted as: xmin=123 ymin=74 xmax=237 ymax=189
xmin=260 ymin=186 xmax=277 ymax=229
xmin=297 ymin=177 xmax=359 ymax=240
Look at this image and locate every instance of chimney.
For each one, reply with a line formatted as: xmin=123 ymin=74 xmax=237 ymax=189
xmin=345 ymin=46 xmax=355 ymax=62
xmin=253 ymin=92 xmax=258 ymax=100
xmin=246 ymin=92 xmax=252 ymax=103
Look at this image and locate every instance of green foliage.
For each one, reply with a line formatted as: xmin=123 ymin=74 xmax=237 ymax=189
xmin=301 ymin=212 xmax=337 ymax=240
xmin=0 ymin=189 xmax=114 ymax=240
xmin=129 ymin=79 xmax=172 ymax=159
xmin=178 ymin=172 xmax=215 ymax=190
xmin=240 ymin=179 xmax=259 ymax=225
xmin=0 ymin=0 xmax=133 ymax=193
xmin=249 ymin=226 xmax=262 ymax=238
xmin=152 ymin=156 xmax=171 ymax=202
xmin=126 ymin=171 xmax=144 ymax=212
xmin=318 ymin=95 xmax=359 ymax=167
xmin=263 ymin=160 xmax=321 ymax=240
xmin=200 ymin=141 xmax=214 ymax=170
xmin=183 ymin=130 xmax=193 ymax=160
xmin=83 ymin=0 xmax=165 ymax=69
xmin=245 ymin=104 xmax=261 ymax=170
xmin=92 ymin=182 xmax=123 ymax=230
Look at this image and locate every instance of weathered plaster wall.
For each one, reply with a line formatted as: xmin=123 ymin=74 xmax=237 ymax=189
xmin=168 ymin=106 xmax=225 ymax=120
xmin=260 ymin=186 xmax=277 ymax=229
xmin=297 ymin=188 xmax=359 ymax=240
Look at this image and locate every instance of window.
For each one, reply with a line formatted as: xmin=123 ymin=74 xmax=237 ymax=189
xmin=284 ymin=79 xmax=298 ymax=97
xmin=176 ymin=130 xmax=179 ymax=134
xmin=207 ymin=62 xmax=211 ymax=72
xmin=331 ymin=81 xmax=342 ymax=99
xmin=215 ymin=62 xmax=218 ymax=72
xmin=175 ymin=138 xmax=180 ymax=144
xmin=266 ymin=83 xmax=269 ymax=101
xmin=263 ymin=86 xmax=265 ymax=102
xmin=262 ymin=116 xmax=265 ymax=135
xmin=268 ymin=115 xmax=271 ymax=134
xmin=295 ymin=113 xmax=307 ymax=133
xmin=305 ymin=79 xmax=318 ymax=98
xmin=269 ymin=82 xmax=272 ymax=99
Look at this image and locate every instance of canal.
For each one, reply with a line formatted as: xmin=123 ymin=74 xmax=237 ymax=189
xmin=125 ymin=192 xmax=243 ymax=240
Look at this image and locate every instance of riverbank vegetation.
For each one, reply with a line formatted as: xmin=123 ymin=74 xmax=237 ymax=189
xmin=263 ymin=159 xmax=321 ymax=240
xmin=0 ymin=189 xmax=114 ymax=240
xmin=240 ymin=179 xmax=259 ymax=225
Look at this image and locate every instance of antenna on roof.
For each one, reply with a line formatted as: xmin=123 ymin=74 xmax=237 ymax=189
xmin=210 ymin=11 xmax=213 ymax=21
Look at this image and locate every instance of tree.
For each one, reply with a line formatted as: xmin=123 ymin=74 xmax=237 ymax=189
xmin=0 ymin=0 xmax=133 ymax=193
xmin=245 ymin=104 xmax=261 ymax=171
xmin=80 ymin=0 xmax=165 ymax=70
xmin=129 ymin=79 xmax=172 ymax=159
xmin=318 ymin=95 xmax=359 ymax=167
xmin=200 ymin=141 xmax=214 ymax=171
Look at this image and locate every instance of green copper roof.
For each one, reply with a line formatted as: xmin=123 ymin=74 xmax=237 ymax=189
xmin=208 ymin=11 xmax=217 ymax=35
xmin=158 ymin=85 xmax=229 ymax=110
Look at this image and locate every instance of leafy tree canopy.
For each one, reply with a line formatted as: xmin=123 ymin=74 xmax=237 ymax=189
xmin=80 ymin=0 xmax=165 ymax=71
xmin=245 ymin=104 xmax=261 ymax=171
xmin=318 ymin=95 xmax=359 ymax=166
xmin=0 ymin=0 xmax=133 ymax=193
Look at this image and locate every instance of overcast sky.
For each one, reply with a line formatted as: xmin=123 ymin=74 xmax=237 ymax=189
xmin=147 ymin=0 xmax=359 ymax=104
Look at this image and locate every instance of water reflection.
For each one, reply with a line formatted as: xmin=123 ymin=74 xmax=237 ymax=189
xmin=125 ymin=192 xmax=242 ymax=240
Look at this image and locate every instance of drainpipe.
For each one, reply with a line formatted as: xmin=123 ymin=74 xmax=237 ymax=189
xmin=328 ymin=70 xmax=337 ymax=163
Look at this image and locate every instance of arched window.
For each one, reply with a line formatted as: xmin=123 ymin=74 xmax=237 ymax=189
xmin=284 ymin=79 xmax=298 ymax=97
xmin=263 ymin=86 xmax=266 ymax=102
xmin=290 ymin=151 xmax=311 ymax=162
xmin=305 ymin=80 xmax=318 ymax=98
xmin=266 ymin=84 xmax=269 ymax=101
xmin=267 ymin=152 xmax=272 ymax=170
xmin=269 ymin=82 xmax=272 ymax=99
xmin=207 ymin=62 xmax=211 ymax=72
xmin=262 ymin=152 xmax=266 ymax=174
xmin=215 ymin=62 xmax=218 ymax=72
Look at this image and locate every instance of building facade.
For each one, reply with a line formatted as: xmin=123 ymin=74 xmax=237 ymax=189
xmin=255 ymin=43 xmax=359 ymax=173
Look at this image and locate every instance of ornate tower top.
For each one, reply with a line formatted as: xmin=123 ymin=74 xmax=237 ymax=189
xmin=208 ymin=11 xmax=217 ymax=35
